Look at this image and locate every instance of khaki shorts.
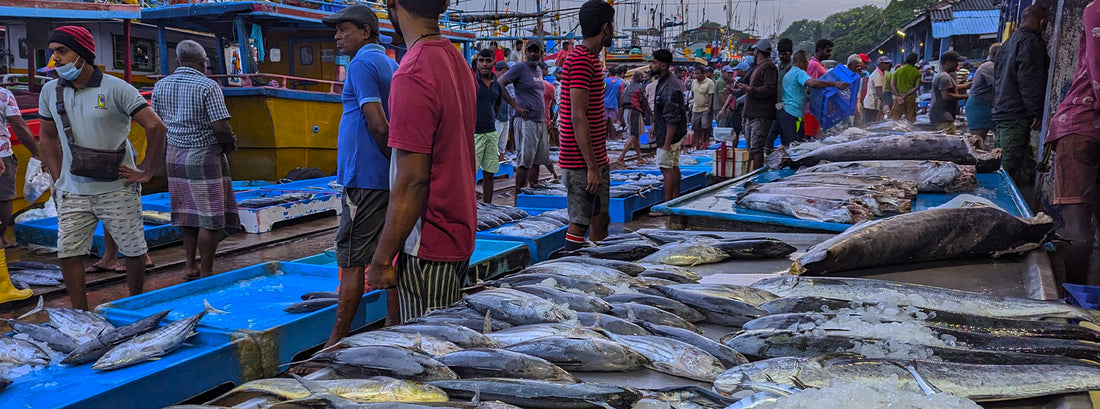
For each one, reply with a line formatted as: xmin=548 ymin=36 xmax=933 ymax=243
xmin=56 ymin=185 xmax=147 ymax=258
xmin=656 ymin=142 xmax=682 ymax=169
xmin=1052 ymin=133 xmax=1100 ymax=206
xmin=474 ymin=131 xmax=500 ymax=174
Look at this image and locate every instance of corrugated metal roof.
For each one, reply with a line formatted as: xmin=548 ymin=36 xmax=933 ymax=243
xmin=931 ymin=9 xmax=1000 ymax=38
xmin=931 ymin=0 xmax=997 ymax=21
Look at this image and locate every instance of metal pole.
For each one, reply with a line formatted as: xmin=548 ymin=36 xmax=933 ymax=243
xmin=124 ymin=19 xmax=133 ymax=83
xmin=536 ymin=0 xmax=543 ymax=48
xmin=157 ymin=25 xmax=170 ymax=76
xmin=27 ymin=47 xmax=36 ymax=94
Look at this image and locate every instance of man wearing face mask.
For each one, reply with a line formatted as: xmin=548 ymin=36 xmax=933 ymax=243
xmin=499 ymin=42 xmax=549 ymax=197
xmin=368 ymin=0 xmax=477 ymax=322
xmin=37 ymin=26 xmax=167 ymax=310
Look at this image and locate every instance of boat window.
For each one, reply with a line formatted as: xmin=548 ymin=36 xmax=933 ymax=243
xmin=113 ymin=35 xmax=156 ymax=72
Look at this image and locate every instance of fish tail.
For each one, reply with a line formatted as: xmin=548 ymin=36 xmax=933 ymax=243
xmin=1081 ymin=309 xmax=1100 ymax=327
xmin=16 ymin=296 xmax=45 ymax=320
xmin=204 ymin=299 xmax=229 ymax=314
xmin=483 ymin=310 xmax=493 ymax=334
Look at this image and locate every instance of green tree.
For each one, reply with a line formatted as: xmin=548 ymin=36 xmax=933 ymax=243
xmin=778 ymin=0 xmax=938 ymax=59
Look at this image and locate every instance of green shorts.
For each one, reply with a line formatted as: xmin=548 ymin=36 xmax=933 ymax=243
xmin=474 ymin=131 xmax=500 ymax=174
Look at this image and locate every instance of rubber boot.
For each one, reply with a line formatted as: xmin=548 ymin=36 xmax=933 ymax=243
xmin=0 ymin=250 xmax=33 ymax=304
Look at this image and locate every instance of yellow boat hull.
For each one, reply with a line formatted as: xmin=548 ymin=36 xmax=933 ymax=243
xmin=222 ymin=89 xmax=341 ymax=181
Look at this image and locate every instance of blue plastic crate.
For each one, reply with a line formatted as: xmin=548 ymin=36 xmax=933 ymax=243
xmin=476 ymin=208 xmax=566 ymax=263
xmin=98 ymin=261 xmax=387 ymax=375
xmin=233 ymin=180 xmax=274 ymax=190
xmin=476 ymin=162 xmax=515 ymax=182
xmin=1063 ymin=283 xmax=1100 ymax=310
xmin=15 ymin=205 xmax=183 ymax=256
xmin=268 ymin=176 xmax=338 ymax=192
xmin=810 ymin=65 xmax=861 ymax=131
xmin=292 ymin=239 xmax=529 ymax=277
xmin=0 ymin=325 xmax=248 ymax=409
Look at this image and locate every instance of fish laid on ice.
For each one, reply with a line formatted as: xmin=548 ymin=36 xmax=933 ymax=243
xmin=795 ymin=160 xmax=977 ymax=193
xmin=6 ymin=320 xmax=80 ymax=354
xmin=62 ymin=310 xmax=170 ymax=365
xmin=504 ymin=335 xmax=649 ymax=372
xmin=93 ymin=302 xmax=217 ymax=370
xmin=0 ymin=335 xmax=50 ymax=366
xmin=19 ymin=296 xmax=114 ymax=343
xmin=792 ymin=204 xmax=1053 ymax=275
xmin=652 ymin=285 xmax=769 ymax=326
xmin=753 ymin=276 xmax=1100 ymax=324
xmin=428 ymin=378 xmax=641 ymax=409
xmin=436 ymin=348 xmax=580 ymax=382
xmin=768 ymin=134 xmax=1001 ymax=172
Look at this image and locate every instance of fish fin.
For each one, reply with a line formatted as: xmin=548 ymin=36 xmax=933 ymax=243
xmin=291 ymin=373 xmax=331 ymax=395
xmin=16 ymin=296 xmax=45 ymax=320
xmin=991 ymin=243 xmax=1041 ymax=258
xmin=585 ymin=401 xmax=616 ymax=409
xmin=147 ymin=357 xmax=161 ymax=361
xmin=472 ymin=384 xmax=481 ymax=405
xmin=203 ymin=299 xmax=229 ymax=314
xmin=788 ymin=375 xmax=809 ymax=390
xmin=413 ymin=333 xmax=423 ymax=352
xmin=483 ymin=310 xmax=492 ymax=334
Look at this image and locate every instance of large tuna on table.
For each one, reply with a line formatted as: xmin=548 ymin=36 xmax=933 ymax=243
xmin=768 ymin=134 xmax=1001 ymax=172
xmin=794 ymin=160 xmax=977 ymax=192
xmin=736 ymin=191 xmax=875 ymax=224
xmin=791 ymin=204 xmax=1052 ymax=275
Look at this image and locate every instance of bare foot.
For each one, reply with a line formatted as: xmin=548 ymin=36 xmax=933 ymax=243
xmin=86 ymin=258 xmax=124 ymax=273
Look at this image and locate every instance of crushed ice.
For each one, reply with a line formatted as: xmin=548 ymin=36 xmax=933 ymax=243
xmin=753 ymin=379 xmax=981 ymax=409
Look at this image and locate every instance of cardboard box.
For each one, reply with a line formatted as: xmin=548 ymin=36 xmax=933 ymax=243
xmin=712 ymin=147 xmax=751 ymax=178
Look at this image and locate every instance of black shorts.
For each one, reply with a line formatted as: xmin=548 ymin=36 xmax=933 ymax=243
xmin=396 ymin=252 xmax=467 ymax=323
xmin=334 ymin=188 xmax=388 ymax=267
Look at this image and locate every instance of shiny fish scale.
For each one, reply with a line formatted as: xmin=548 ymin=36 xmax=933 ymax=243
xmin=0 ymin=336 xmax=50 ymax=366
xmin=231 ymin=378 xmax=450 ymax=402
xmin=337 ymin=332 xmax=461 ymax=356
xmin=486 ymin=323 xmax=607 ymax=346
xmin=606 ymin=334 xmax=726 ymax=382
xmin=46 ymin=308 xmax=115 ymax=343
xmin=93 ymin=311 xmax=205 ymax=370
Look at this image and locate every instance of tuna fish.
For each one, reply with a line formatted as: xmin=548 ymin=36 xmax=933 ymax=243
xmin=638 ymin=242 xmax=730 ymax=266
xmin=408 ymin=307 xmax=513 ymax=332
xmin=334 ymin=331 xmax=462 ymax=356
xmin=6 ymin=320 xmax=80 ymax=354
xmin=569 ymin=243 xmax=661 ymax=261
xmin=485 ymin=323 xmax=607 ymax=347
xmin=736 ymin=191 xmax=876 ymax=224
xmin=0 ymin=335 xmax=50 ymax=366
xmin=228 ymin=377 xmax=450 ymax=402
xmin=92 ymin=302 xmax=219 ymax=370
xmin=491 ymin=274 xmax=615 ymax=297
xmin=656 ymin=284 xmax=779 ymax=306
xmin=639 ymin=322 xmax=748 ymax=367
xmin=464 ymin=288 xmax=572 ymax=326
xmin=19 ymin=296 xmax=115 ymax=343
xmin=602 ymin=332 xmax=727 ymax=381
xmin=607 ymin=303 xmax=701 ymax=333
xmin=651 ymin=286 xmax=769 ymax=326
xmin=310 ymin=345 xmax=458 ymax=381
xmin=537 ymin=257 xmax=646 ymax=276
xmin=504 ymin=336 xmax=649 ymax=372
xmin=792 ymin=204 xmax=1054 ymax=275
xmin=518 ymin=263 xmax=636 ymax=286
xmin=383 ymin=323 xmax=501 ymax=349
xmin=769 ymin=134 xmax=1001 ymax=172
xmin=428 ymin=378 xmax=642 ymax=409
xmin=602 ymin=293 xmax=705 ymax=323
xmin=575 ymin=312 xmax=651 ymax=336
xmin=62 ymin=310 xmax=170 ymax=365
xmin=794 ymin=160 xmax=977 ymax=193
xmin=709 ymin=239 xmax=798 ymax=260
xmin=512 ymin=285 xmax=613 ymax=313
xmin=284 ymin=298 xmax=338 ymax=313
xmin=436 ymin=348 xmax=580 ymax=382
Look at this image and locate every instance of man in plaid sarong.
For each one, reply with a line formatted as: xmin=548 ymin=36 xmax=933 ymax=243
xmin=152 ymin=40 xmax=239 ymax=281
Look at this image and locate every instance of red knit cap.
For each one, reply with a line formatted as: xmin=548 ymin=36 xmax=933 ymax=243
xmin=49 ymin=26 xmax=96 ymax=63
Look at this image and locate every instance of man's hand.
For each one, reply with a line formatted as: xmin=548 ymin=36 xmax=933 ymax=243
xmin=835 ymin=82 xmax=850 ymax=91
xmin=119 ymin=166 xmax=151 ymax=186
xmin=515 ymin=107 xmax=530 ymax=119
xmin=585 ymin=167 xmax=602 ymax=194
xmin=0 ymin=158 xmax=7 ymax=175
xmin=367 ymin=259 xmax=398 ymax=289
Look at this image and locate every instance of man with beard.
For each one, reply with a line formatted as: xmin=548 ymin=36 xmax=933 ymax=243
xmin=499 ymin=42 xmax=550 ymax=197
xmin=558 ymin=0 xmax=615 ymax=250
xmin=369 ymin=0 xmax=477 ymax=322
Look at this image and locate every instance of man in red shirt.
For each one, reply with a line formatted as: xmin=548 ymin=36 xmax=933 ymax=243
xmin=369 ymin=0 xmax=477 ymax=322
xmin=559 ymin=0 xmax=615 ymax=251
xmin=804 ymin=38 xmax=833 ymax=138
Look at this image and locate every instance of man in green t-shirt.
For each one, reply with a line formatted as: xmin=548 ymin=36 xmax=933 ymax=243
xmin=889 ymin=53 xmax=922 ymax=122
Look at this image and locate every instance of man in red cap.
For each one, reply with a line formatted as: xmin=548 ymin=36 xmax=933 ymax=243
xmin=37 ymin=25 xmax=168 ymax=310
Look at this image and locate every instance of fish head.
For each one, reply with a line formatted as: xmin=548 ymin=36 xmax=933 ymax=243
xmin=750 ymin=276 xmax=801 ymax=295
xmin=713 ymin=357 xmax=805 ymax=395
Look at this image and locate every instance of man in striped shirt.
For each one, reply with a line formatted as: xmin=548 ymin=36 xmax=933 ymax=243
xmin=559 ymin=0 xmax=615 ymax=251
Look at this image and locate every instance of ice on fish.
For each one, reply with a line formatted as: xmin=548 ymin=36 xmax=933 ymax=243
xmin=754 ymin=380 xmax=980 ymax=409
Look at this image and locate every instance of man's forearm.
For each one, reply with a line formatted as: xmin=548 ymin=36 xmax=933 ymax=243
xmin=371 ymin=154 xmax=430 ymax=267
xmin=664 ymin=125 xmax=676 ymax=148
xmin=142 ymin=128 xmax=167 ymax=176
xmin=12 ymin=123 xmax=38 ymax=157
xmin=370 ymin=128 xmax=391 ymax=159
xmin=39 ymin=132 xmax=62 ymax=180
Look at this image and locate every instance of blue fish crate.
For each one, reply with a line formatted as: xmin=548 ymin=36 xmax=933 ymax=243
xmin=268 ymin=176 xmax=338 ymax=193
xmin=233 ymin=180 xmax=274 ymax=191
xmin=292 ymin=240 xmax=529 ymax=285
xmin=98 ymin=261 xmax=387 ymax=376
xmin=0 ymin=325 xmax=249 ymax=409
xmin=476 ymin=162 xmax=515 ymax=182
xmin=1063 ymin=284 xmax=1100 ymax=310
xmin=476 ymin=208 xmax=566 ymax=263
xmin=652 ymin=168 xmax=1033 ymax=233
xmin=15 ymin=204 xmax=182 ymax=256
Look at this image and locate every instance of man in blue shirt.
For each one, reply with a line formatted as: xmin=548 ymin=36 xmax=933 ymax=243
xmin=604 ymin=66 xmax=624 ymax=129
xmin=323 ymin=5 xmax=399 ymax=348
xmin=473 ymin=49 xmax=504 ymax=203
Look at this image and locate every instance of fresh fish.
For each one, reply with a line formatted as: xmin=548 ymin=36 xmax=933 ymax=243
xmin=19 ymin=296 xmax=115 ymax=343
xmin=93 ymin=301 xmax=220 ymax=370
xmin=310 ymin=345 xmax=458 ymax=381
xmin=758 ymin=296 xmax=854 ymax=315
xmin=512 ymin=285 xmax=613 ymax=313
xmin=602 ymin=293 xmax=705 ymax=322
xmin=603 ymin=333 xmax=727 ymax=381
xmin=538 ymin=257 xmax=646 ymax=276
xmin=11 ymin=268 xmax=63 ymax=281
xmin=638 ymin=242 xmax=729 ymax=266
xmin=713 ymin=354 xmax=1100 ymax=401
xmin=437 ymin=348 xmax=580 ymax=382
xmin=639 ymin=322 xmax=748 ymax=367
xmin=736 ymin=191 xmax=875 ymax=224
xmin=795 ymin=160 xmax=977 ymax=193
xmin=720 ymin=329 xmax=1080 ymax=365
xmin=568 ymin=243 xmax=661 ymax=261
xmin=774 ymin=173 xmax=920 ymax=198
xmin=238 ymin=192 xmax=314 ymax=208
xmin=647 ymin=385 xmax=741 ymax=407
xmin=10 ymin=273 xmax=61 ymax=287
xmin=7 ymin=261 xmax=61 ymax=271
xmin=285 ymin=298 xmax=338 ymax=313
xmin=504 ymin=335 xmax=649 ymax=371
xmin=635 ymin=264 xmax=702 ymax=283
xmin=228 ymin=377 xmax=450 ymax=402
xmin=491 ymin=274 xmax=614 ymax=297
xmin=6 ymin=319 xmax=80 ymax=353
xmin=636 ymin=230 xmax=725 ymax=245
xmin=486 ymin=323 xmax=607 ymax=347
xmin=335 ymin=331 xmax=462 ymax=356
xmin=408 ymin=307 xmax=513 ymax=332
xmin=637 ymin=270 xmax=697 ymax=284
xmin=575 ymin=312 xmax=650 ymax=336
xmin=608 ymin=303 xmax=701 ymax=333
xmin=384 ymin=323 xmax=501 ymax=349
xmin=464 ymin=288 xmax=572 ymax=326
xmin=792 ymin=205 xmax=1053 ymax=275
xmin=723 ymin=391 xmax=780 ymax=409
xmin=301 ymin=291 xmax=339 ymax=300
xmin=480 ymin=203 xmax=530 ymax=220
xmin=62 ymin=310 xmax=170 ymax=365
xmin=652 ymin=286 xmax=768 ymax=326
xmin=519 ymin=263 xmax=635 ymax=286
xmin=0 ymin=335 xmax=50 ymax=366
xmin=742 ymin=183 xmax=911 ymax=216
xmin=708 ymin=239 xmax=797 ymax=260
xmin=769 ymin=134 xmax=1001 ymax=172
xmin=636 ymin=276 xmax=682 ymax=288
xmin=428 ymin=378 xmax=642 ymax=409
xmin=752 ymin=276 xmax=1100 ymax=324
xmin=656 ymin=284 xmax=779 ymax=306
xmin=142 ymin=210 xmax=173 ymax=225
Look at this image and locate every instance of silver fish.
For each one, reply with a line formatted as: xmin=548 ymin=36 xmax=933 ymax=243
xmin=639 ymin=242 xmax=729 ymax=266
xmin=538 ymin=257 xmax=646 ymax=276
xmin=310 ymin=345 xmax=458 ymax=381
xmin=519 ymin=262 xmax=636 ymax=286
xmin=93 ymin=300 xmax=220 ymax=370
xmin=383 ymin=323 xmax=501 ymax=349
xmin=639 ymin=322 xmax=748 ymax=368
xmin=656 ymin=284 xmax=779 ymax=306
xmin=512 ymin=285 xmax=614 ymax=313
xmin=428 ymin=378 xmax=642 ymax=409
xmin=751 ymin=276 xmax=1100 ymax=325
xmin=504 ymin=335 xmax=649 ymax=372
xmin=335 ymin=331 xmax=462 ymax=356
xmin=602 ymin=293 xmax=706 ymax=323
xmin=0 ymin=335 xmax=50 ymax=366
xmin=19 ymin=296 xmax=114 ymax=343
xmin=603 ymin=333 xmax=727 ymax=381
xmin=437 ymin=348 xmax=580 ymax=382
xmin=651 ymin=286 xmax=768 ymax=326
xmin=608 ymin=303 xmax=702 ymax=333
xmin=464 ymin=288 xmax=572 ymax=326
xmin=486 ymin=323 xmax=607 ymax=347
xmin=6 ymin=320 xmax=80 ymax=354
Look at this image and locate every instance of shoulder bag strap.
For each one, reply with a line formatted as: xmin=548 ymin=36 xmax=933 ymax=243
xmin=54 ymin=84 xmax=77 ymax=146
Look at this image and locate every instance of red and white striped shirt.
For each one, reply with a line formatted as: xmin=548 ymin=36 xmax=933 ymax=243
xmin=558 ymin=45 xmax=609 ymax=170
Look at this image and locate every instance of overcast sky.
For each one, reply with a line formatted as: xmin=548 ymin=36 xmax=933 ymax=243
xmin=449 ymin=0 xmax=887 ymax=36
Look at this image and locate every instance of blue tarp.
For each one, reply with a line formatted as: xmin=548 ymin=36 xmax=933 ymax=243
xmin=932 ymin=9 xmax=999 ymax=38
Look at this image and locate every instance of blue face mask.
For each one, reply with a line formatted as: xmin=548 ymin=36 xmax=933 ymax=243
xmin=55 ymin=59 xmax=84 ymax=81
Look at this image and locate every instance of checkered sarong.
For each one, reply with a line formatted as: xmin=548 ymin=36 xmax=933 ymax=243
xmin=166 ymin=144 xmax=240 ymax=230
